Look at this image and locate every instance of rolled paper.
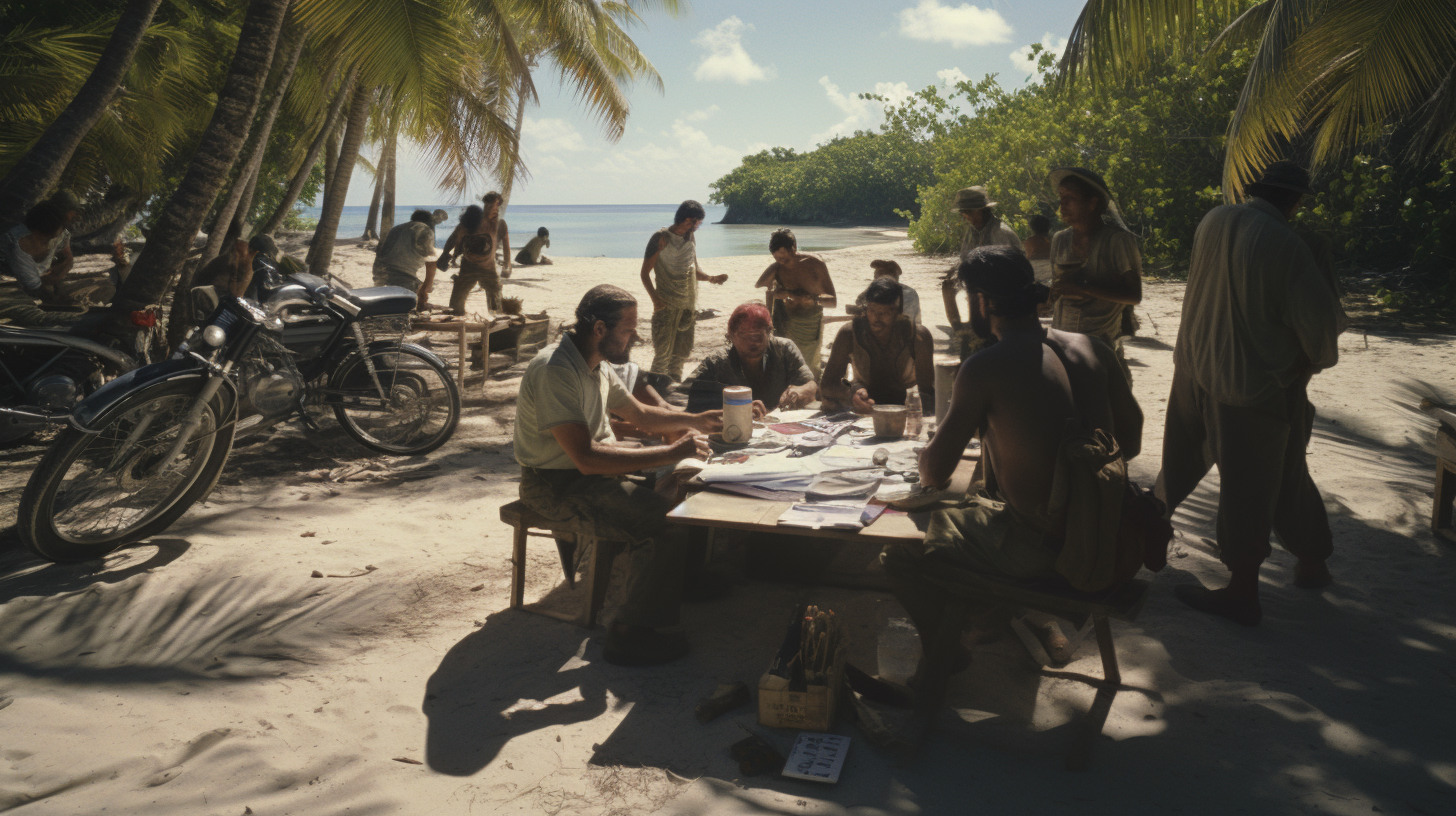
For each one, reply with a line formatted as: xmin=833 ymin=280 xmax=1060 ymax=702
xmin=722 ymin=385 xmax=754 ymax=443
xmin=934 ymin=357 xmax=959 ymax=424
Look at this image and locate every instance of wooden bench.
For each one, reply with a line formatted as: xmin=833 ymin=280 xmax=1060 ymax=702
xmin=1435 ymin=425 xmax=1456 ymax=544
xmin=498 ymin=500 xmax=624 ymax=628
xmin=899 ymin=561 xmax=1150 ymax=771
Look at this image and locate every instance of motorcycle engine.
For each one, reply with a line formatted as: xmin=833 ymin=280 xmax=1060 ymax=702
xmin=241 ymin=367 xmax=305 ymax=416
xmin=28 ymin=374 xmax=81 ymax=410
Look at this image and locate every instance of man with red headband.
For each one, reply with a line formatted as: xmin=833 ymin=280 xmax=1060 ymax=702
xmin=688 ymin=302 xmax=817 ymax=412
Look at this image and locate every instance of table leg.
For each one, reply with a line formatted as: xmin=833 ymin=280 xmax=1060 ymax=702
xmin=456 ymin=324 xmax=466 ymax=388
xmin=480 ymin=325 xmax=490 ymax=390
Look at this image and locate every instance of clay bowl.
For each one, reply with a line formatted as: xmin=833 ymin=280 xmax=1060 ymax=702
xmin=871 ymin=405 xmax=907 ymax=439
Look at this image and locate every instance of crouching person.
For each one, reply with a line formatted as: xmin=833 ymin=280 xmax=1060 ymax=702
xmin=881 ymin=247 xmax=1142 ymax=682
xmin=514 ymin=284 xmax=723 ymax=666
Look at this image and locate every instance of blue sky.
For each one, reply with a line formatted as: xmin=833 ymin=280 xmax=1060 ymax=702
xmin=346 ymin=0 xmax=1086 ymax=207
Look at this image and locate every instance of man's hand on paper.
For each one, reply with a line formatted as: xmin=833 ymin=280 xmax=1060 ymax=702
xmin=672 ymin=431 xmax=712 ymax=461
xmin=851 ymin=387 xmax=876 ymax=414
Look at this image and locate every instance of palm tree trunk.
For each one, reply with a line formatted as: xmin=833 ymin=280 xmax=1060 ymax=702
xmin=115 ymin=0 xmax=289 ymax=311
xmin=500 ymin=74 xmax=531 ymax=208
xmin=305 ymin=83 xmax=372 ymax=275
xmin=380 ymin=127 xmax=397 ymax=234
xmin=322 ymin=124 xmax=340 ymax=209
xmin=362 ymin=150 xmax=383 ymax=240
xmin=224 ymin=159 xmax=264 ymax=245
xmin=198 ymin=26 xmax=305 ymax=266
xmin=0 ymin=0 xmax=164 ymax=230
xmin=258 ymin=65 xmax=357 ymax=236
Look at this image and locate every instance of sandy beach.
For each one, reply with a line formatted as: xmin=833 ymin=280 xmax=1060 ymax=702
xmin=1 ymin=237 xmax=1453 ymax=815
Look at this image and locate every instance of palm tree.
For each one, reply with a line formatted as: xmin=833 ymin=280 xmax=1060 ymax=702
xmin=115 ymin=0 xmax=291 ymax=308
xmin=0 ymin=0 xmax=164 ymax=228
xmin=1059 ymin=0 xmax=1456 ymax=195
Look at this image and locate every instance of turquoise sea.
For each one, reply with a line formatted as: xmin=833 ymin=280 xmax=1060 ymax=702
xmin=302 ymin=203 xmax=907 ymax=259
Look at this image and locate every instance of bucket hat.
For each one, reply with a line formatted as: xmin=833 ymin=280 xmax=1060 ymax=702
xmin=953 ymin=186 xmax=996 ymax=212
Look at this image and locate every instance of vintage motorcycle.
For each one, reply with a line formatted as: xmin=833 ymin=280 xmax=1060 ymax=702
xmin=0 ymin=308 xmax=157 ymax=444
xmin=17 ymin=268 xmax=460 ymax=562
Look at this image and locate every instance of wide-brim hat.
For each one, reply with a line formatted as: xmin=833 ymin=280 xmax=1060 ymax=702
xmin=1250 ymin=160 xmax=1313 ymax=195
xmin=1048 ymin=166 xmax=1128 ymax=228
xmin=953 ymin=186 xmax=996 ymax=211
xmin=1049 ymin=167 xmax=1114 ymax=205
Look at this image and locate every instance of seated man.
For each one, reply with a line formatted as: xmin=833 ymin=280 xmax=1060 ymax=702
xmin=821 ymin=277 xmax=935 ymax=414
xmin=881 ymin=246 xmax=1142 ymax=679
xmin=515 ymin=284 xmax=723 ymax=666
xmin=0 ymin=202 xmax=84 ymax=327
xmin=515 ymin=227 xmax=553 ymax=266
xmin=688 ymin=302 xmax=817 ymax=413
xmin=847 ymin=260 xmax=921 ymax=325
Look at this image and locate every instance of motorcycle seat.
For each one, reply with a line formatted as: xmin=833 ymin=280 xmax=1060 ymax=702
xmin=349 ymin=286 xmax=416 ymax=318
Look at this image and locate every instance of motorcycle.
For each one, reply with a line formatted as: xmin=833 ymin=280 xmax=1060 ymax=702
xmin=17 ymin=269 xmax=460 ymax=562
xmin=0 ymin=308 xmax=158 ymax=444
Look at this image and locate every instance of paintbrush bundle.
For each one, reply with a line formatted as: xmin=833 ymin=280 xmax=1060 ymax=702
xmin=766 ymin=603 xmax=843 ymax=692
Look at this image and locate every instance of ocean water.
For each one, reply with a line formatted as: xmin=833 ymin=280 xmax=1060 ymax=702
xmin=301 ymin=203 xmax=907 ymax=259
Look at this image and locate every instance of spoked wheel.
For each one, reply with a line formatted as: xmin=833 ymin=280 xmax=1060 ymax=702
xmin=17 ymin=380 xmax=234 ymax=563
xmin=328 ymin=344 xmax=460 ymax=455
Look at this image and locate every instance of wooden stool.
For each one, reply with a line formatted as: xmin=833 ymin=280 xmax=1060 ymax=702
xmin=499 ymin=500 xmax=624 ymax=628
xmin=1435 ymin=426 xmax=1456 ymax=544
xmin=902 ymin=562 xmax=1149 ymax=771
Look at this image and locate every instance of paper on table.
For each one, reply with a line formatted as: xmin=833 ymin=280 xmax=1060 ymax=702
xmin=777 ymin=503 xmax=865 ymax=530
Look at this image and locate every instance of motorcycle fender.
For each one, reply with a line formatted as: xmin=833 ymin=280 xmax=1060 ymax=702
xmin=70 ymin=358 xmax=239 ymax=433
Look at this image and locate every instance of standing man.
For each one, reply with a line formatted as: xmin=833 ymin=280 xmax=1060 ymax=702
xmin=754 ymin=228 xmax=836 ymax=376
xmin=372 ymin=209 xmax=440 ymax=307
xmin=515 ymin=284 xmax=722 ymax=665
xmin=438 ymin=193 xmax=511 ymax=315
xmin=641 ymin=200 xmax=726 ymax=381
xmin=1047 ymin=168 xmax=1142 ymax=381
xmin=942 ymin=186 xmax=1021 ymax=358
xmin=1159 ymin=161 xmax=1343 ymax=626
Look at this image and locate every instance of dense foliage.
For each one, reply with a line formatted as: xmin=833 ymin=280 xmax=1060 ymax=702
xmin=708 ymin=131 xmax=931 ymax=225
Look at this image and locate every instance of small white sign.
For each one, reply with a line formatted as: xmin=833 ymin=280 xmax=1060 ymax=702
xmin=781 ymin=732 xmax=849 ymax=784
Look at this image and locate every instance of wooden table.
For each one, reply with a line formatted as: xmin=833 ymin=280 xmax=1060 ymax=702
xmin=667 ymin=490 xmax=928 ymax=546
xmin=409 ymin=315 xmax=530 ymax=391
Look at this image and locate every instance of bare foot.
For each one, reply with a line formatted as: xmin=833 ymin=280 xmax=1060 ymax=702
xmin=1292 ymin=559 xmax=1333 ymax=589
xmin=1174 ymin=584 xmax=1262 ymax=626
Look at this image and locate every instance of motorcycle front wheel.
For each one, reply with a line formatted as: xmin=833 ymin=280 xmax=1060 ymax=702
xmin=328 ymin=344 xmax=460 ymax=455
xmin=17 ymin=380 xmax=234 ymax=562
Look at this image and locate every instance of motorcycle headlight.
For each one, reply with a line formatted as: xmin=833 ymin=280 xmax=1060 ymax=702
xmin=202 ymin=325 xmax=228 ymax=347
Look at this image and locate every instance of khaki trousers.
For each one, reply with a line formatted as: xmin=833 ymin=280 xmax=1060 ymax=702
xmin=1157 ymin=366 xmax=1333 ymax=572
xmin=649 ymin=307 xmax=695 ymax=380
xmin=519 ymin=467 xmax=685 ymax=629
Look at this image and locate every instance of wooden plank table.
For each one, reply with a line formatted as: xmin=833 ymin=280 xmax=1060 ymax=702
xmin=409 ymin=315 xmax=526 ymax=392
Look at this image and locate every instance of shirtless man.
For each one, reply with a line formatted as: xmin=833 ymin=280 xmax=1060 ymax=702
xmin=753 ymin=228 xmax=836 ymax=376
xmin=881 ymin=245 xmax=1142 ymax=679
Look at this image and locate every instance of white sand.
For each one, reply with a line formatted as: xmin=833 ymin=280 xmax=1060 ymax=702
xmin=1 ymin=237 xmax=1453 ymax=814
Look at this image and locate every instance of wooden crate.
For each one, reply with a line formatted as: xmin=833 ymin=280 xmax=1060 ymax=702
xmin=757 ymin=646 xmax=845 ymax=731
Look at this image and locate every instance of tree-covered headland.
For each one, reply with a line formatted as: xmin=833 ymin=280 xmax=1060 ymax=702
xmin=710 ymin=1 xmax=1456 ymax=313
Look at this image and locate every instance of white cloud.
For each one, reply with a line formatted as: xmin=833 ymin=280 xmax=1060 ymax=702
xmin=589 ymin=118 xmax=747 ymax=185
xmin=520 ymin=117 xmax=587 ymax=153
xmin=899 ymin=1 xmax=1013 ymax=48
xmin=685 ymin=104 xmax=721 ymax=122
xmin=1009 ymin=33 xmax=1069 ymax=81
xmin=810 ymin=76 xmax=915 ymax=145
xmin=937 ymin=67 xmax=969 ymax=86
xmin=693 ymin=17 xmax=772 ymax=84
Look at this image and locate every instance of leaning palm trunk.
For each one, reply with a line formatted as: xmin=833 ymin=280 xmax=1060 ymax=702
xmin=305 ymin=83 xmax=372 ymax=275
xmin=0 ymin=0 xmax=164 ymax=229
xmin=380 ymin=127 xmax=397 ymax=235
xmin=116 ymin=0 xmax=290 ymax=313
xmin=500 ymin=72 xmax=532 ymax=207
xmin=362 ymin=156 xmax=383 ymax=240
xmin=259 ymin=65 xmax=358 ymax=236
xmin=199 ymin=27 xmax=307 ymax=267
